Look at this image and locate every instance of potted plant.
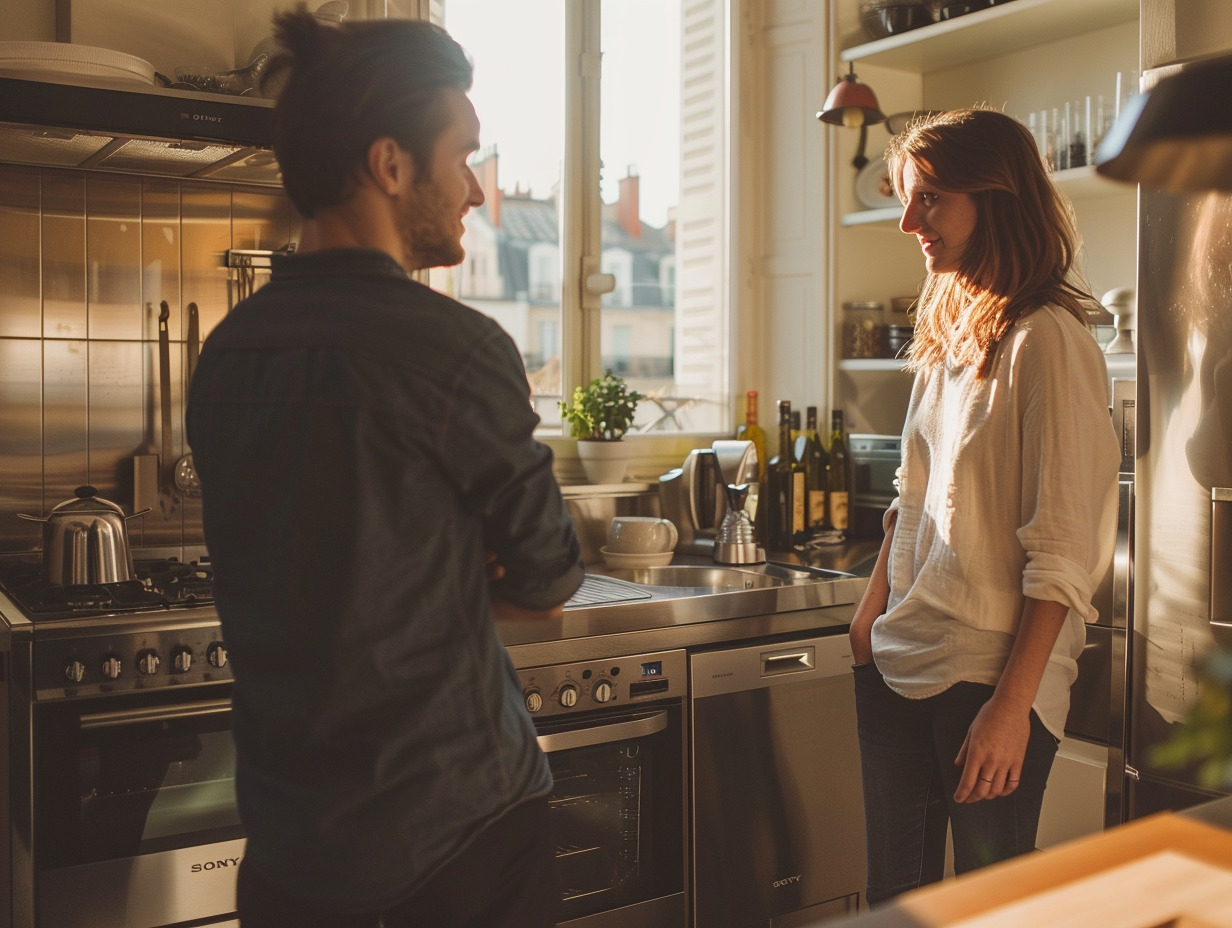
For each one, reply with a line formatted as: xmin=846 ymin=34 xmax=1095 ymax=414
xmin=559 ymin=371 xmax=645 ymax=484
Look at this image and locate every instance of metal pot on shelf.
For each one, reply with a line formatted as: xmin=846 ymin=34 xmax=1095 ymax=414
xmin=18 ymin=486 xmax=150 ymax=586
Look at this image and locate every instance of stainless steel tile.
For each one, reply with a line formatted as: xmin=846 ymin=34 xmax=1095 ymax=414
xmin=86 ymin=176 xmax=142 ymax=341
xmin=141 ymin=181 xmax=182 ymax=341
xmin=0 ymin=337 xmax=44 ymax=549
xmin=0 ymin=166 xmax=42 ymax=339
xmin=87 ymin=339 xmax=145 ymax=504
xmin=182 ymin=185 xmax=231 ymax=338
xmin=42 ymin=173 xmax=87 ymax=339
xmin=42 ymin=338 xmax=89 ymax=507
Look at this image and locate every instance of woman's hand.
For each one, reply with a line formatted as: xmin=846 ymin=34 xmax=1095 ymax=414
xmin=952 ymin=596 xmax=1070 ymax=802
xmin=952 ymin=695 xmax=1029 ymax=802
xmin=849 ymin=509 xmax=897 ymax=665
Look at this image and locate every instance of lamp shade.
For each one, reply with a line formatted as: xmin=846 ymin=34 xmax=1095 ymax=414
xmin=817 ymin=72 xmax=886 ymax=129
xmin=1096 ymin=52 xmax=1232 ymax=193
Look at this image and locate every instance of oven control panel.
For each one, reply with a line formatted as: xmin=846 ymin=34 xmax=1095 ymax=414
xmin=518 ymin=649 xmax=687 ymax=719
xmin=31 ymin=622 xmax=233 ymax=699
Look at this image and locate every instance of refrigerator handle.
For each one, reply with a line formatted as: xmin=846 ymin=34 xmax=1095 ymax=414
xmin=1112 ymin=477 xmax=1134 ymax=632
xmin=1212 ymin=488 xmax=1232 ymax=627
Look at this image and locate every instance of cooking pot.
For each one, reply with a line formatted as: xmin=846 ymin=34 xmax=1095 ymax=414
xmin=18 ymin=486 xmax=149 ymax=586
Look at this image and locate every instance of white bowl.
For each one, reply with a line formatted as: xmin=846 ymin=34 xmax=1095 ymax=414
xmin=600 ymin=547 xmax=674 ymax=569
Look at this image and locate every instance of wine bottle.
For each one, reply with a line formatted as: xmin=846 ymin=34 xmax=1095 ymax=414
xmin=734 ymin=389 xmax=767 ymax=485
xmin=826 ymin=409 xmax=850 ymax=534
xmin=766 ymin=400 xmax=804 ymax=548
xmin=804 ymin=406 xmax=829 ymax=532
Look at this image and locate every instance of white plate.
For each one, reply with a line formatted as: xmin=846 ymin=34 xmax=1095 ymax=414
xmin=600 ymin=547 xmax=674 ymax=569
xmin=0 ymin=41 xmax=155 ymax=87
xmin=855 ymin=156 xmax=900 ymax=210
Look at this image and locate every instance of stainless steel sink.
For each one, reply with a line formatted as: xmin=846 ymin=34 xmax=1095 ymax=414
xmin=606 ymin=565 xmax=790 ymax=590
xmin=602 ymin=561 xmax=851 ymax=591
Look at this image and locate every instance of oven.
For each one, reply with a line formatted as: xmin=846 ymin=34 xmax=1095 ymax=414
xmin=0 ymin=555 xmax=240 ymax=928
xmin=519 ymin=649 xmax=689 ymax=928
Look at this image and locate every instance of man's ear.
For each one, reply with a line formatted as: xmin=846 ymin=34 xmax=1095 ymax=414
xmin=366 ymin=137 xmax=413 ymax=196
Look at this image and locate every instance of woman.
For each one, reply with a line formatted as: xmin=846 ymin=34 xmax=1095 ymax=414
xmin=848 ymin=108 xmax=1120 ymax=905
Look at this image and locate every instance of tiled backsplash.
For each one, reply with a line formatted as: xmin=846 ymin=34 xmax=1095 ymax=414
xmin=0 ymin=164 xmax=295 ymax=555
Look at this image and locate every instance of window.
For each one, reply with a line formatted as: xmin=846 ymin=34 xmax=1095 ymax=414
xmin=440 ymin=0 xmax=730 ymax=435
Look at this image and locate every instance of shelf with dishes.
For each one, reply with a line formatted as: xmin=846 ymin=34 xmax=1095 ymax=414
xmin=841 ymin=0 xmax=1138 ymax=71
xmin=842 ymin=164 xmax=1126 ymax=227
xmin=838 ymin=358 xmax=910 ymax=372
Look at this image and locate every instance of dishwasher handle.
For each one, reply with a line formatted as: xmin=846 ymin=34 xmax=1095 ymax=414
xmin=536 ymin=709 xmax=668 ymax=754
xmin=762 ymin=647 xmax=815 ymax=676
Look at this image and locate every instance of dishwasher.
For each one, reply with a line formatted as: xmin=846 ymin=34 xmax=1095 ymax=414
xmin=690 ymin=631 xmax=866 ymax=927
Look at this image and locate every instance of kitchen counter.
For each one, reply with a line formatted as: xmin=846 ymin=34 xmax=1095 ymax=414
xmin=499 ymin=543 xmax=875 ymax=669
xmin=815 ymin=796 xmax=1232 ymax=928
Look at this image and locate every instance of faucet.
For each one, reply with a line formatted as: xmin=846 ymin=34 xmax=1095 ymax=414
xmin=711 ymin=440 xmax=765 ymax=565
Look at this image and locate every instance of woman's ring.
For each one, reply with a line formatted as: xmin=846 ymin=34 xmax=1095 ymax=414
xmin=978 ymin=776 xmax=993 ymax=783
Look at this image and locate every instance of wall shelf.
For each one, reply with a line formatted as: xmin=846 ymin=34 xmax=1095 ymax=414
xmin=841 ymin=0 xmax=1138 ymax=71
xmin=838 ymin=358 xmax=909 ymax=372
xmin=840 ymin=166 xmax=1127 ymax=227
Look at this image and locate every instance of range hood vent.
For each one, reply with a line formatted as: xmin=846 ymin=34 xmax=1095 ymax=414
xmin=0 ymin=73 xmax=280 ymax=186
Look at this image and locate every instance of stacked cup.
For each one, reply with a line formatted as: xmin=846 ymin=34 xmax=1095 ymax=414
xmin=602 ymin=516 xmax=679 ymax=569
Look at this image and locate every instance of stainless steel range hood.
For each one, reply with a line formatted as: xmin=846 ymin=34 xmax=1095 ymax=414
xmin=0 ymin=71 xmax=280 ymax=186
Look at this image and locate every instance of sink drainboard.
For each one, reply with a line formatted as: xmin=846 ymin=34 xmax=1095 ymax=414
xmin=565 ymin=574 xmax=654 ymax=608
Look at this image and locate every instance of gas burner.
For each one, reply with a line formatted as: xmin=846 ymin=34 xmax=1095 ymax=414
xmin=0 ymin=557 xmax=214 ymax=620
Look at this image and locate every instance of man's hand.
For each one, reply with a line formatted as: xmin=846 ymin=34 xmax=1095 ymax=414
xmin=485 ymin=551 xmax=506 ymax=583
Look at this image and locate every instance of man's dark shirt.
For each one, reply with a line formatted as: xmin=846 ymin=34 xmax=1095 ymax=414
xmin=186 ymin=249 xmax=583 ymax=910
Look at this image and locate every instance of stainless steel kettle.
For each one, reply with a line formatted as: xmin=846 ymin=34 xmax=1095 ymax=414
xmin=18 ymin=486 xmax=149 ymax=586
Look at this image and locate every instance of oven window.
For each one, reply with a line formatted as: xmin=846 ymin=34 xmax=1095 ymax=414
xmin=538 ymin=703 xmax=684 ymax=921
xmin=36 ymin=689 xmax=242 ymax=869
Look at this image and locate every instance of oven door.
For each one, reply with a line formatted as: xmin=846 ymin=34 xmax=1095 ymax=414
xmin=536 ymin=701 xmax=687 ymax=928
xmin=33 ymin=685 xmax=242 ymax=928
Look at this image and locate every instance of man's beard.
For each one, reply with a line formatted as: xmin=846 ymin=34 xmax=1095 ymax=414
xmin=398 ymin=181 xmax=465 ymax=271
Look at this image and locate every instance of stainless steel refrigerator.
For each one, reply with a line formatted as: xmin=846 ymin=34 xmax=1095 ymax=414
xmin=1116 ymin=58 xmax=1232 ymax=818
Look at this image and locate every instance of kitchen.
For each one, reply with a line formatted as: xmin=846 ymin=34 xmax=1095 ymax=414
xmin=2 ymin=1 xmax=1232 ymax=928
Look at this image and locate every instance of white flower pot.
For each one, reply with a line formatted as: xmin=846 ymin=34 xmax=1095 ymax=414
xmin=577 ymin=440 xmax=631 ymax=485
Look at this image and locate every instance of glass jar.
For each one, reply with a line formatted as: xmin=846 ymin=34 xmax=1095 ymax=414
xmin=842 ymin=301 xmax=885 ymax=359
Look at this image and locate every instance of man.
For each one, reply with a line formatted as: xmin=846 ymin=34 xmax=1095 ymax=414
xmin=186 ymin=9 xmax=584 ymax=928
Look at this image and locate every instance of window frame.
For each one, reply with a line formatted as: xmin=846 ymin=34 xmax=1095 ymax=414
xmin=438 ymin=1 xmax=738 ymax=477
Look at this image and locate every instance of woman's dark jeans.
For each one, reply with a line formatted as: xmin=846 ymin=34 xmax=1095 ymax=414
xmin=853 ymin=661 xmax=1059 ymax=906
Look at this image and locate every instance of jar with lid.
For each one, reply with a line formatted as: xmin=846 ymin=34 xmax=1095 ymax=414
xmin=841 ymin=301 xmax=885 ymax=359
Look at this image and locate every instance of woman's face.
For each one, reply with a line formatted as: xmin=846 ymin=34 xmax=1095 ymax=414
xmin=898 ymin=159 xmax=978 ymax=275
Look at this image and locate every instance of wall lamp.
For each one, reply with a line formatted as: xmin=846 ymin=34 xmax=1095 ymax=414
xmin=817 ymin=63 xmax=886 ymax=170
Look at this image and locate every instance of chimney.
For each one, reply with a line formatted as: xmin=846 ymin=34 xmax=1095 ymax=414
xmin=472 ymin=146 xmax=502 ymax=227
xmin=617 ymin=168 xmax=641 ymax=238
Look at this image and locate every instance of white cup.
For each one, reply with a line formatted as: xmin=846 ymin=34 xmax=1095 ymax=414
xmin=607 ymin=516 xmax=679 ymax=555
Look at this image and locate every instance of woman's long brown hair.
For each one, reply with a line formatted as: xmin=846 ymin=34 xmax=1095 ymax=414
xmin=885 ymin=108 xmax=1097 ymax=377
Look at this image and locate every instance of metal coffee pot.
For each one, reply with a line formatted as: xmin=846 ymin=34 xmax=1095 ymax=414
xmin=18 ymin=486 xmax=150 ymax=586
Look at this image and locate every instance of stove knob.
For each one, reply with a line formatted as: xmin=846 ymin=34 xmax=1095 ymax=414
xmin=137 ymin=650 xmax=160 ymax=675
xmin=206 ymin=642 xmax=228 ymax=669
xmin=172 ymin=647 xmax=193 ymax=673
xmin=524 ymin=687 xmax=543 ymax=713
xmin=593 ymin=679 xmax=614 ymax=703
xmin=101 ymin=656 xmax=122 ymax=680
xmin=558 ymin=682 xmax=579 ymax=708
xmin=64 ymin=659 xmax=86 ymax=684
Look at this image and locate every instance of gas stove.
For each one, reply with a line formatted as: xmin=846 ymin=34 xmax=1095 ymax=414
xmin=0 ymin=555 xmax=214 ymax=620
xmin=0 ymin=552 xmax=229 ymax=699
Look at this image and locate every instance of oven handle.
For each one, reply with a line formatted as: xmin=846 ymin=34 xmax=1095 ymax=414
xmin=536 ymin=709 xmax=668 ymax=754
xmin=79 ymin=697 xmax=232 ymax=730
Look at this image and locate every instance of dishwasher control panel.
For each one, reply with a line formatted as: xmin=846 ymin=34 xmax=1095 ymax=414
xmin=518 ymin=648 xmax=687 ymax=718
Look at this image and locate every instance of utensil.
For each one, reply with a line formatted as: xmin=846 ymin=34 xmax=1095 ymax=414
xmin=158 ymin=300 xmax=173 ymax=498
xmin=18 ymin=486 xmax=150 ymax=586
xmin=175 ymin=303 xmax=202 ymax=498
